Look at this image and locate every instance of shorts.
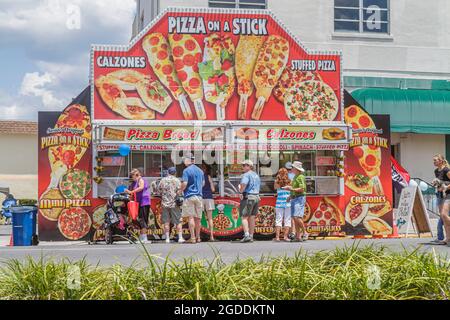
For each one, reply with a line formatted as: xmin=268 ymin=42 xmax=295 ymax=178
xmin=182 ymin=196 xmax=203 ymax=219
xmin=275 ymin=207 xmax=292 ymax=227
xmin=239 ymin=195 xmax=260 ymax=217
xmin=162 ymin=206 xmax=182 ymax=225
xmin=138 ymin=205 xmax=150 ymax=229
xmin=290 ymin=196 xmax=306 ymax=218
xmin=203 ymin=199 xmax=215 ymax=211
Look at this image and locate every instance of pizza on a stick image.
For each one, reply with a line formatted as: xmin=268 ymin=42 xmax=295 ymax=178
xmin=199 ymin=33 xmax=236 ymax=121
xmin=307 ymin=198 xmax=344 ymax=232
xmin=251 ymin=35 xmax=289 ymax=120
xmin=47 ymin=104 xmax=91 ymax=189
xmin=322 ymin=128 xmax=346 ymax=140
xmin=235 ymin=35 xmax=266 ymax=119
xmin=284 ymin=80 xmax=338 ymax=121
xmin=142 ymin=33 xmax=193 ymax=120
xmin=352 ymin=144 xmax=382 ymax=178
xmin=345 ymin=202 xmax=369 ymax=227
xmin=345 ymin=173 xmax=373 ymax=194
xmin=363 ymin=216 xmax=393 ymax=236
xmin=39 ymin=188 xmax=65 ymax=221
xmin=95 ymin=69 xmax=172 ymax=120
xmin=302 ymin=202 xmax=312 ymax=223
xmin=273 ymin=68 xmax=321 ymax=103
xmin=168 ymin=33 xmax=206 ymax=119
xmin=256 ymin=206 xmax=276 ymax=227
xmin=58 ymin=207 xmax=92 ymax=240
xmin=59 ymin=169 xmax=91 ymax=199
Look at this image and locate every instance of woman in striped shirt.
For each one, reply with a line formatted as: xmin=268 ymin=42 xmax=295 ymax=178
xmin=273 ymin=168 xmax=292 ymax=242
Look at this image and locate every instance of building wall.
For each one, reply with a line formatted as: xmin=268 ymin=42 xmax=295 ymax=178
xmin=391 ymin=133 xmax=445 ymax=182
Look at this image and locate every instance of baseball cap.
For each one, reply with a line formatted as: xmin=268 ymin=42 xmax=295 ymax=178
xmin=242 ymin=159 xmax=254 ymax=167
xmin=168 ymin=167 xmax=177 ymax=175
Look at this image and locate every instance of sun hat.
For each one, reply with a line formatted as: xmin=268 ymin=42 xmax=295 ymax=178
xmin=292 ymin=161 xmax=305 ymax=172
xmin=242 ymin=159 xmax=254 ymax=167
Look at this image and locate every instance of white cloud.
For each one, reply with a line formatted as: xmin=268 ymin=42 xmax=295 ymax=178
xmin=0 ymin=0 xmax=136 ymax=120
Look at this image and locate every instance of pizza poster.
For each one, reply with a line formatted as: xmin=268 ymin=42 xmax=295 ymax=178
xmin=343 ymin=91 xmax=393 ymax=236
xmin=92 ymin=8 xmax=342 ymax=122
xmin=38 ymin=87 xmax=105 ymax=241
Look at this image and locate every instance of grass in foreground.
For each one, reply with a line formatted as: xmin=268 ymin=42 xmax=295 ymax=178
xmin=0 ymin=244 xmax=449 ymax=300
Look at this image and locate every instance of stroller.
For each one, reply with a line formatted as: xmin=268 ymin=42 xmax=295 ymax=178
xmin=103 ymin=192 xmax=140 ymax=244
xmin=1 ymin=194 xmax=17 ymax=225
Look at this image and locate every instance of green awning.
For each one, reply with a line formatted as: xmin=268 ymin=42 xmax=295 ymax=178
xmin=351 ymin=88 xmax=450 ymax=134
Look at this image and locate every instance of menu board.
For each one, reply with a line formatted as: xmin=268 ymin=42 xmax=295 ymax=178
xmin=92 ymin=8 xmax=342 ymax=122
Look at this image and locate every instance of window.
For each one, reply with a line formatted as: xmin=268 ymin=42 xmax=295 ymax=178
xmin=334 ymin=0 xmax=389 ymax=34
xmin=208 ymin=0 xmax=267 ymax=9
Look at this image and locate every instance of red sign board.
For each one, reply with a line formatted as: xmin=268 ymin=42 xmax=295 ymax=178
xmin=91 ymin=8 xmax=342 ymax=122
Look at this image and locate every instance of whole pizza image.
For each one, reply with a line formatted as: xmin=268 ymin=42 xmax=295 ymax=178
xmin=37 ymin=7 xmax=394 ymax=241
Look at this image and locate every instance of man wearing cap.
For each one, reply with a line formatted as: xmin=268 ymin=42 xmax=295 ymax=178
xmin=283 ymin=161 xmax=307 ymax=242
xmin=239 ymin=159 xmax=261 ymax=243
xmin=180 ymin=156 xmax=204 ymax=244
xmin=158 ymin=167 xmax=184 ymax=243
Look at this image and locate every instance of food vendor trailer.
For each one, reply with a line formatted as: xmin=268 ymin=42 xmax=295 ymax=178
xmin=37 ymin=8 xmax=393 ymax=241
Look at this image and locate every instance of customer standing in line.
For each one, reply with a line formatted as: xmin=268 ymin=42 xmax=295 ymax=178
xmin=180 ymin=156 xmax=204 ymax=244
xmin=283 ymin=161 xmax=307 ymax=242
xmin=274 ymin=168 xmax=292 ymax=242
xmin=158 ymin=167 xmax=185 ymax=243
xmin=239 ymin=159 xmax=261 ymax=243
xmin=126 ymin=168 xmax=152 ymax=243
xmin=432 ymin=154 xmax=450 ymax=246
xmin=201 ymin=163 xmax=217 ymax=242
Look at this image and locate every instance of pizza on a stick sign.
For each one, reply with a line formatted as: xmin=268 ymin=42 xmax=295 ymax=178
xmin=91 ymin=8 xmax=342 ymax=122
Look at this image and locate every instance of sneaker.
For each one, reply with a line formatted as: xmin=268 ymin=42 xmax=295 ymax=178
xmin=165 ymin=238 xmax=171 ymax=244
xmin=177 ymin=237 xmax=185 ymax=243
xmin=240 ymin=236 xmax=252 ymax=243
xmin=302 ymin=233 xmax=309 ymax=241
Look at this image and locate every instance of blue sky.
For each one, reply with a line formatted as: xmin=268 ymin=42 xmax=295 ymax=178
xmin=0 ymin=0 xmax=136 ymax=120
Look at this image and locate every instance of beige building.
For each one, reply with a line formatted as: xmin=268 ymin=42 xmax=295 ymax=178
xmin=0 ymin=121 xmax=38 ymax=201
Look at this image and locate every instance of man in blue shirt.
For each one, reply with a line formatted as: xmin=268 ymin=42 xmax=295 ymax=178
xmin=180 ymin=156 xmax=204 ymax=244
xmin=238 ymin=159 xmax=261 ymax=243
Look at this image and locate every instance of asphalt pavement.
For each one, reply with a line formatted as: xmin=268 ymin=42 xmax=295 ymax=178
xmin=1 ymin=228 xmax=449 ymax=266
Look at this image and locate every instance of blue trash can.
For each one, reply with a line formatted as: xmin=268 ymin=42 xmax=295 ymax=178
xmin=11 ymin=206 xmax=38 ymax=246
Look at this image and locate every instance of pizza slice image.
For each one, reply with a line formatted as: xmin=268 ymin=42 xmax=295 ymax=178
xmin=367 ymin=201 xmax=392 ymax=218
xmin=142 ymin=33 xmax=193 ymax=119
xmin=95 ymin=75 xmax=156 ymax=120
xmin=352 ymin=144 xmax=382 ymax=178
xmin=168 ymin=33 xmax=206 ymax=119
xmin=345 ymin=202 xmax=369 ymax=227
xmin=199 ymin=33 xmax=236 ymax=121
xmin=345 ymin=173 xmax=374 ymax=194
xmin=251 ymin=35 xmax=289 ymax=120
xmin=344 ymin=104 xmax=376 ymax=132
xmin=307 ymin=197 xmax=345 ymax=233
xmin=235 ymin=35 xmax=266 ymax=119
xmin=273 ymin=68 xmax=321 ymax=104
xmin=363 ymin=217 xmax=393 ymax=236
